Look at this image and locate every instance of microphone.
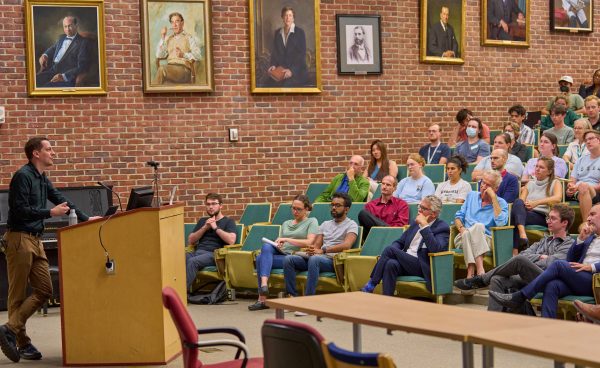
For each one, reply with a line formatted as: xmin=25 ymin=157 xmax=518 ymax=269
xmin=146 ymin=161 xmax=160 ymax=168
xmin=97 ymin=181 xmax=123 ymax=213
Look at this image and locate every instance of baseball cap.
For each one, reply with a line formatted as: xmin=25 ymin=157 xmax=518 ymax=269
xmin=559 ymin=76 xmax=574 ymax=84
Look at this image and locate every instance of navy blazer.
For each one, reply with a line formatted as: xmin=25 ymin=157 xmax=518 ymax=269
xmin=389 ymin=218 xmax=450 ymax=291
xmin=41 ymin=34 xmax=90 ymax=82
xmin=497 ymin=171 xmax=519 ymax=204
xmin=568 ymin=234 xmax=600 ymax=272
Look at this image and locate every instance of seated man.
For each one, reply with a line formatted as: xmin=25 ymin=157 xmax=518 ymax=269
xmin=454 ymin=170 xmax=509 ymax=278
xmin=584 ymin=95 xmax=600 ymax=130
xmin=185 ymin=193 xmax=236 ymax=294
xmin=455 ymin=203 xmax=575 ymax=313
xmin=283 ymin=192 xmax=358 ymax=300
xmin=418 ymin=124 xmax=451 ymax=164
xmin=566 ymin=129 xmax=600 ymax=220
xmin=360 ymin=195 xmax=449 ymax=295
xmin=358 ymin=175 xmax=409 ymax=237
xmin=544 ymin=104 xmax=575 ymax=144
xmin=472 ymin=149 xmax=520 ymax=203
xmin=508 ymin=104 xmax=535 ymax=145
xmin=490 ymin=203 xmax=600 ymax=318
xmin=315 ymin=155 xmax=369 ymax=202
xmin=453 ymin=108 xmax=490 ymax=145
xmin=541 ymin=76 xmax=585 ymax=116
xmin=540 ymin=95 xmax=581 ymax=131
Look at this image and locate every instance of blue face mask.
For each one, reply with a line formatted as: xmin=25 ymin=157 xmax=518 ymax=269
xmin=466 ymin=127 xmax=477 ymax=138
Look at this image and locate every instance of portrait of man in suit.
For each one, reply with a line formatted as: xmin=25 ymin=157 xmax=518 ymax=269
xmin=420 ymin=0 xmax=464 ymax=64
xmin=487 ymin=0 xmax=525 ymax=40
xmin=427 ymin=5 xmax=459 ymax=58
xmin=347 ymin=25 xmax=373 ymax=64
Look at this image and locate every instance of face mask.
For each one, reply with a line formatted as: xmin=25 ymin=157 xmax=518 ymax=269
xmin=466 ymin=127 xmax=477 ymax=137
xmin=505 ymin=131 xmax=515 ymax=140
xmin=560 ymin=85 xmax=570 ymax=93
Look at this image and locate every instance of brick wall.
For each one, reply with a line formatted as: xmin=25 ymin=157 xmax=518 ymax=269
xmin=0 ymin=0 xmax=598 ymax=221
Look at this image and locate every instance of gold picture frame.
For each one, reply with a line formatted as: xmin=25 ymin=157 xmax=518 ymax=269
xmin=481 ymin=0 xmax=530 ymax=47
xmin=141 ymin=0 xmax=214 ymax=93
xmin=24 ymin=0 xmax=108 ymax=96
xmin=550 ymin=0 xmax=593 ymax=32
xmin=249 ymin=0 xmax=322 ymax=93
xmin=420 ymin=0 xmax=466 ymax=65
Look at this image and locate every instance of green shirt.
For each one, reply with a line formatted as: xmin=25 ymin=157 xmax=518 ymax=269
xmin=540 ymin=109 xmax=581 ymax=131
xmin=315 ymin=173 xmax=369 ymax=203
xmin=281 ymin=217 xmax=319 ymax=253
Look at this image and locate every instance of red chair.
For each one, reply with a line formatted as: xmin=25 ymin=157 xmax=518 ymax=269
xmin=161 ymin=287 xmax=263 ymax=368
xmin=261 ymin=319 xmax=327 ymax=368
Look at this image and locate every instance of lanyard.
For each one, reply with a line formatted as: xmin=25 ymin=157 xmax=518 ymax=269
xmin=427 ymin=144 xmax=440 ymax=164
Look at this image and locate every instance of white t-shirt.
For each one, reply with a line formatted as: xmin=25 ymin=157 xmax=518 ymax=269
xmin=435 ymin=179 xmax=472 ymax=203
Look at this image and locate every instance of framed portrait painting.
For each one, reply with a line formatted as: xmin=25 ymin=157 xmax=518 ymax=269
xmin=24 ymin=0 xmax=107 ymax=96
xmin=249 ymin=0 xmax=321 ymax=93
xmin=550 ymin=0 xmax=593 ymax=32
xmin=141 ymin=0 xmax=214 ymax=93
xmin=481 ymin=0 xmax=530 ymax=47
xmin=420 ymin=0 xmax=465 ymax=64
xmin=336 ymin=15 xmax=382 ymax=74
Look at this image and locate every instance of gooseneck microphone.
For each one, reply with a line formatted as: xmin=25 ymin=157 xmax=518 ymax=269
xmin=97 ymin=181 xmax=123 ymax=212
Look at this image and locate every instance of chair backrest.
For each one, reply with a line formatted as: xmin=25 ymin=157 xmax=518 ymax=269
xmin=408 ymin=203 xmax=419 ymax=222
xmin=423 ymin=164 xmax=446 ymax=183
xmin=558 ymin=144 xmax=569 ymax=157
xmin=352 ymin=227 xmax=363 ymax=249
xmin=461 ymin=163 xmax=477 ymax=181
xmin=347 ymin=202 xmax=366 ymax=225
xmin=372 ymin=184 xmax=382 ymax=200
xmin=239 ymin=203 xmax=272 ymax=226
xmin=309 ymin=203 xmax=332 ymax=224
xmin=184 ymin=223 xmax=196 ymax=246
xmin=523 ymin=144 xmax=534 ymax=162
xmin=242 ymin=225 xmax=281 ymax=251
xmin=235 ymin=223 xmax=245 ymax=245
xmin=396 ymin=164 xmax=407 ymax=181
xmin=306 ymin=183 xmax=330 ymax=203
xmin=321 ymin=341 xmax=396 ymax=368
xmin=490 ymin=129 xmax=502 ymax=143
xmin=439 ymin=203 xmax=463 ymax=225
xmin=262 ymin=319 xmax=327 ymax=368
xmin=162 ymin=287 xmax=198 ymax=368
xmin=272 ymin=203 xmax=293 ymax=225
xmin=361 ymin=227 xmax=405 ymax=256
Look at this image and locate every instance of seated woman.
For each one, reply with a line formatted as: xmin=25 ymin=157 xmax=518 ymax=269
xmin=435 ymin=155 xmax=472 ymax=203
xmin=503 ymin=122 xmax=529 ymax=162
xmin=540 ymin=95 xmax=581 ymax=131
xmin=563 ymin=118 xmax=592 ymax=170
xmin=578 ymin=68 xmax=600 ymax=99
xmin=471 ymin=133 xmax=524 ymax=181
xmin=393 ymin=153 xmax=435 ymax=203
xmin=511 ymin=157 xmax=562 ymax=254
xmin=248 ymin=194 xmax=318 ymax=311
xmin=522 ymin=132 xmax=568 ymax=184
xmin=455 ymin=117 xmax=490 ymax=164
xmin=364 ymin=139 xmax=398 ymax=200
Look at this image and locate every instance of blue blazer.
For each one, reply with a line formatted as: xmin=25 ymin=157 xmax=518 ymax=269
xmin=568 ymin=234 xmax=600 ymax=271
xmin=42 ymin=34 xmax=91 ymax=82
xmin=497 ymin=172 xmax=519 ymax=204
xmin=390 ymin=218 xmax=450 ymax=291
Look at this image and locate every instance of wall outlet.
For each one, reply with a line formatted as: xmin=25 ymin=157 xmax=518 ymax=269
xmin=229 ymin=128 xmax=239 ymax=142
xmin=0 ymin=106 xmax=5 ymax=124
xmin=105 ymin=259 xmax=116 ymax=275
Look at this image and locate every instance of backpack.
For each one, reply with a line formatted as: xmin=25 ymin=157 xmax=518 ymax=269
xmin=187 ymin=280 xmax=228 ymax=305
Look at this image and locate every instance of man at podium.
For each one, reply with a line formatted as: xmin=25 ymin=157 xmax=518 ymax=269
xmin=0 ymin=137 xmax=101 ymax=362
xmin=186 ymin=193 xmax=236 ymax=295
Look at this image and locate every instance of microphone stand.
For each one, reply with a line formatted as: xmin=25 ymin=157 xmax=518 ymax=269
xmin=150 ymin=164 xmax=161 ymax=207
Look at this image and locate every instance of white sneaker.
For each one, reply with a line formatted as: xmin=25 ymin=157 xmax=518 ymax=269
xmin=294 ymin=311 xmax=308 ymax=317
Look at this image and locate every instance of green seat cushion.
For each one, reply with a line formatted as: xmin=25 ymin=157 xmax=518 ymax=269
xmin=525 ymin=225 xmax=547 ymax=231
xmin=532 ymin=293 xmax=595 ymax=304
xmin=270 ymin=268 xmax=284 ymax=275
xmin=200 ymin=266 xmax=218 ymax=273
xmin=453 ymin=249 xmax=492 ymax=257
xmin=396 ymin=276 xmax=426 ymax=283
xmin=297 ymin=271 xmax=336 ymax=278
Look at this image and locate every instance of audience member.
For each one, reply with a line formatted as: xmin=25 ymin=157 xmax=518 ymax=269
xmin=455 ymin=203 xmax=574 ymax=313
xmin=393 ymin=154 xmax=435 ymax=203
xmin=490 ymin=203 xmax=600 ymax=318
xmin=510 ymin=157 xmax=563 ymax=253
xmin=315 ymin=155 xmax=369 ymax=202
xmin=186 ymin=193 xmax=237 ymax=294
xmin=419 ymin=124 xmax=451 ymax=164
xmin=584 ymin=95 xmax=600 ymax=129
xmin=360 ymin=195 xmax=449 ymax=295
xmin=566 ymin=129 xmax=600 ymax=221
xmin=453 ymin=108 xmax=490 ymax=145
xmin=454 ymin=170 xmax=509 ymax=278
xmin=435 ymin=155 xmax=472 ymax=203
xmin=248 ymin=194 xmax=318 ymax=311
xmin=283 ymin=192 xmax=358 ymax=303
xmin=540 ymin=95 xmax=581 ymax=131
xmin=503 ymin=122 xmax=529 ymax=162
xmin=471 ymin=133 xmax=524 ymax=179
xmin=358 ymin=175 xmax=408 ymax=237
xmin=364 ymin=140 xmax=398 ymax=199
xmin=508 ymin=104 xmax=535 ymax=145
xmin=579 ymin=69 xmax=600 ymax=99
xmin=563 ymin=118 xmax=592 ymax=170
xmin=545 ymin=104 xmax=575 ymax=144
xmin=455 ymin=117 xmax=490 ymax=163
xmin=522 ymin=132 xmax=568 ymax=183
xmin=541 ymin=76 xmax=585 ymax=115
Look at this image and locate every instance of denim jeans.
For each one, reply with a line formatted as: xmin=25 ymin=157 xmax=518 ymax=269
xmin=283 ymin=254 xmax=334 ymax=296
xmin=255 ymin=243 xmax=286 ymax=288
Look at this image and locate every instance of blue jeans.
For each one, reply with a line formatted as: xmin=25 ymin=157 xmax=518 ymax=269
xmin=521 ymin=260 xmax=593 ymax=318
xmin=255 ymin=243 xmax=286 ymax=288
xmin=185 ymin=249 xmax=215 ymax=290
xmin=283 ymin=255 xmax=334 ymax=296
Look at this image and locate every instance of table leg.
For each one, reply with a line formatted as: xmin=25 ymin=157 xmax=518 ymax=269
xmin=482 ymin=345 xmax=494 ymax=368
xmin=462 ymin=342 xmax=474 ymax=368
xmin=352 ymin=323 xmax=362 ymax=352
xmin=275 ymin=308 xmax=284 ymax=319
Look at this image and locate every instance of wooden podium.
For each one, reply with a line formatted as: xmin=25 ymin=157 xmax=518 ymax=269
xmin=58 ymin=204 xmax=186 ymax=365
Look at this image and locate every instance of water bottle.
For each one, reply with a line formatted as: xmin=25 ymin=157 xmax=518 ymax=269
xmin=68 ymin=209 xmax=78 ymax=226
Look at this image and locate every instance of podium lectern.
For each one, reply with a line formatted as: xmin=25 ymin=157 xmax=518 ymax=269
xmin=58 ymin=204 xmax=185 ymax=365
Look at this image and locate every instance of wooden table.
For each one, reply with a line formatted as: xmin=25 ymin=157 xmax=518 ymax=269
xmin=266 ymin=292 xmax=600 ymax=368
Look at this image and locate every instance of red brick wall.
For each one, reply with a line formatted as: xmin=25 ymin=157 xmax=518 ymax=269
xmin=0 ymin=0 xmax=598 ymax=221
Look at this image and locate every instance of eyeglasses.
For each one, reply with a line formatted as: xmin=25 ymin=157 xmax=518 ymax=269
xmin=585 ymin=136 xmax=600 ymax=142
xmin=291 ymin=206 xmax=305 ymax=212
xmin=205 ymin=202 xmax=220 ymax=207
xmin=330 ymin=203 xmax=345 ymax=209
xmin=546 ymin=216 xmax=560 ymax=223
xmin=418 ymin=204 xmax=432 ymax=212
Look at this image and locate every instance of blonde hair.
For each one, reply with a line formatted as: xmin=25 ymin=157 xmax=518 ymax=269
xmin=407 ymin=153 xmax=426 ymax=167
